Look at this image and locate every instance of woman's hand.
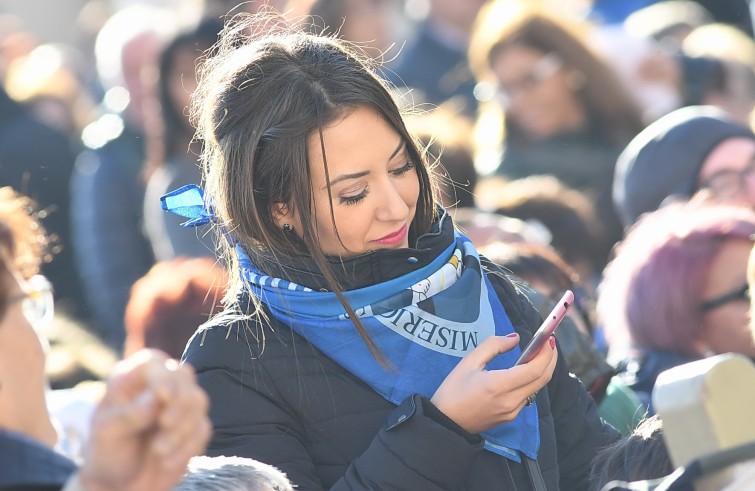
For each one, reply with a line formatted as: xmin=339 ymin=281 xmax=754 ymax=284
xmin=76 ymin=349 xmax=212 ymax=491
xmin=430 ymin=333 xmax=557 ymax=434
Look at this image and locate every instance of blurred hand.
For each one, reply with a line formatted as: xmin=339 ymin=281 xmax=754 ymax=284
xmin=431 ymin=333 xmax=557 ymax=434
xmin=76 ymin=349 xmax=211 ymax=491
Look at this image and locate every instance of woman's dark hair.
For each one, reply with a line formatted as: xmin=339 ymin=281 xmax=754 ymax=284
xmin=145 ymin=17 xmax=224 ymax=179
xmin=483 ymin=175 xmax=608 ymax=276
xmin=481 ymin=240 xmax=595 ymax=335
xmin=469 ymin=3 xmax=645 ymax=146
xmin=193 ymin=15 xmax=436 ymax=361
xmin=589 ymin=415 xmax=675 ymax=491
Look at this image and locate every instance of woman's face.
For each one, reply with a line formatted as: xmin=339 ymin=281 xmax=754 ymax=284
xmin=698 ymin=238 xmax=755 ymax=357
xmin=281 ymin=106 xmax=419 ymax=257
xmin=0 ymin=270 xmax=56 ymax=446
xmin=491 ymin=45 xmax=587 ymax=139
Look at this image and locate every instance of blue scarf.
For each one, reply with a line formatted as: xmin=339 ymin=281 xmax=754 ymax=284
xmin=162 ymin=185 xmax=540 ymax=461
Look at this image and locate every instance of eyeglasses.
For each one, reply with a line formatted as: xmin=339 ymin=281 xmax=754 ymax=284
xmin=9 ymin=274 xmax=54 ymax=327
xmin=700 ymin=284 xmax=749 ymax=312
xmin=698 ymin=156 xmax=755 ymax=200
xmin=496 ymin=53 xmax=564 ymax=106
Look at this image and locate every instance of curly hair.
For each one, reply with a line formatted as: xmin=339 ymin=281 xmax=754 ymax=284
xmin=0 ymin=187 xmax=48 ymax=319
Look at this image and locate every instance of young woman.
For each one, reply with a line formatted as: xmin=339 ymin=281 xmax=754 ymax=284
xmin=469 ymin=3 xmax=645 ymax=255
xmin=168 ymin=15 xmax=618 ymax=490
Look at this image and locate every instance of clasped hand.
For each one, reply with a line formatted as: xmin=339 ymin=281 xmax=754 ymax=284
xmin=76 ymin=349 xmax=212 ymax=491
xmin=431 ymin=333 xmax=557 ymax=434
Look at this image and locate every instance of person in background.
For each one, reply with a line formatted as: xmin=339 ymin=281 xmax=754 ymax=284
xmin=681 ymin=23 xmax=755 ymax=127
xmin=305 ymin=0 xmax=405 ymax=58
xmin=0 ymin=186 xmax=211 ymax=491
xmin=70 ymin=4 xmax=176 ymax=351
xmin=0 ymin=83 xmax=87 ymax=323
xmin=387 ymin=0 xmax=487 ymax=117
xmin=143 ymin=17 xmax=222 ymax=262
xmin=469 ymin=1 xmax=645 ymax=252
xmin=623 ymin=0 xmax=712 ymax=48
xmin=124 ymin=257 xmax=226 ymax=360
xmin=404 ymin=105 xmax=478 ymax=210
xmin=477 ymin=175 xmax=607 ymax=291
xmin=589 ymin=0 xmax=753 ymax=38
xmin=4 ymin=42 xmax=97 ymax=143
xmin=173 ymin=14 xmax=618 ymax=490
xmin=613 ymin=105 xmax=755 ymax=229
xmin=175 ymin=455 xmax=293 ymax=491
xmin=588 ymin=414 xmax=673 ymax=491
xmin=597 ymin=201 xmax=755 ymax=412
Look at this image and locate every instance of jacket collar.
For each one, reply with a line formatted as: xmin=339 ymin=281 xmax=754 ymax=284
xmin=0 ymin=428 xmax=76 ymax=487
xmin=248 ymin=208 xmax=455 ymax=292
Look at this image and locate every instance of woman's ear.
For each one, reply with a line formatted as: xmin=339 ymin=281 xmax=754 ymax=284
xmin=272 ymin=202 xmax=294 ymax=230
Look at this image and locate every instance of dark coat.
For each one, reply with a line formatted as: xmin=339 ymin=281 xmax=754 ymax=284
xmin=387 ymin=23 xmax=478 ymax=118
xmin=0 ymin=429 xmax=75 ymax=491
xmin=0 ymin=88 xmax=87 ymax=321
xmin=183 ymin=218 xmax=618 ymax=490
xmin=70 ymin=114 xmax=154 ymax=350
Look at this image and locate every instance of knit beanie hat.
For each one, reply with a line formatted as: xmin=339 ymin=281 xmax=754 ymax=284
xmin=613 ymin=105 xmax=755 ymax=228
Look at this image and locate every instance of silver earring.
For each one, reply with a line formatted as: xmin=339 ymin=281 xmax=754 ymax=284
xmin=282 ymin=223 xmax=292 ymax=232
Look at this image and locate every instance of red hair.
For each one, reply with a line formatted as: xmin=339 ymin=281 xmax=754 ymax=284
xmin=124 ymin=257 xmax=227 ymax=359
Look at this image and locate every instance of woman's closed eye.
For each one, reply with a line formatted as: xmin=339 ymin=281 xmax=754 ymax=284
xmin=338 ymin=161 xmax=414 ymax=205
xmin=391 ymin=161 xmax=415 ymax=177
xmin=339 ymin=187 xmax=369 ymax=206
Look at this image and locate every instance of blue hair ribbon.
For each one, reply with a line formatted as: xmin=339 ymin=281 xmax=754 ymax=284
xmin=160 ymin=184 xmax=215 ymax=228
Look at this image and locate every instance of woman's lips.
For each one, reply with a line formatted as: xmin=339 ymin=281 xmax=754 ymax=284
xmin=373 ymin=224 xmax=407 ymax=246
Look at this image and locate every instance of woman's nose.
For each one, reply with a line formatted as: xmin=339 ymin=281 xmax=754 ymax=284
xmin=375 ymin=179 xmax=409 ymax=222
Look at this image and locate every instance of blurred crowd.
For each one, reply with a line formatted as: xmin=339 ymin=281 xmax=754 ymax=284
xmin=2 ymin=0 xmax=755 ymax=489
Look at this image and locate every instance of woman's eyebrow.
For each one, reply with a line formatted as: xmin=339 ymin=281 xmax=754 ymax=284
xmin=325 ymin=140 xmax=406 ymax=188
xmin=387 ymin=139 xmax=406 ymax=161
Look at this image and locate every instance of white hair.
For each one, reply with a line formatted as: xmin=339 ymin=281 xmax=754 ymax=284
xmin=93 ymin=3 xmax=177 ymax=90
xmin=175 ymin=455 xmax=294 ymax=491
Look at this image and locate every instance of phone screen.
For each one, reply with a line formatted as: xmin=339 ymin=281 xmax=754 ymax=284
xmin=514 ymin=290 xmax=574 ymax=365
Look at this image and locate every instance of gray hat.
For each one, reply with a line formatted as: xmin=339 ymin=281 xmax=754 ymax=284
xmin=613 ymin=105 xmax=755 ymax=228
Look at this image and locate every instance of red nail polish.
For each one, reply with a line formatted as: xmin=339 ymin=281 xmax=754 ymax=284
xmin=549 ymin=337 xmax=556 ymax=349
xmin=506 ymin=332 xmax=518 ymax=338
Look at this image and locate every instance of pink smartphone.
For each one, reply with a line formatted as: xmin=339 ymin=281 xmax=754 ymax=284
xmin=514 ymin=290 xmax=574 ymax=365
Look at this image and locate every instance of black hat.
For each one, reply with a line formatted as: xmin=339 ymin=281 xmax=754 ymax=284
xmin=613 ymin=105 xmax=755 ymax=228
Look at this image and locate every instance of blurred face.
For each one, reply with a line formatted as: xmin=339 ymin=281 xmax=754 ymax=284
xmin=698 ymin=238 xmax=755 ymax=357
xmin=167 ymin=45 xmax=201 ymax=134
xmin=341 ymin=0 xmax=402 ymax=53
xmin=697 ymin=137 xmax=755 ymax=207
xmin=428 ymin=0 xmax=488 ymax=33
xmin=0 ymin=271 xmax=56 ymax=446
xmin=492 ymin=45 xmax=586 ymax=139
xmin=281 ymin=106 xmax=419 ymax=257
xmin=121 ymin=31 xmax=161 ymax=130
